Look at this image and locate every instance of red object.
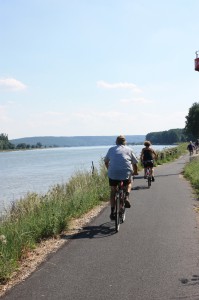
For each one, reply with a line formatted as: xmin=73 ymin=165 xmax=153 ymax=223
xmin=195 ymin=58 xmax=199 ymax=71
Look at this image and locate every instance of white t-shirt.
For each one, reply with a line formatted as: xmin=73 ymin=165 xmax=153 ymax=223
xmin=104 ymin=145 xmax=138 ymax=180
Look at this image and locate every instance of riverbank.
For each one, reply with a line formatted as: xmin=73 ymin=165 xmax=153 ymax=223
xmin=0 ymin=144 xmax=190 ymax=294
xmin=0 ymin=144 xmax=174 ymax=210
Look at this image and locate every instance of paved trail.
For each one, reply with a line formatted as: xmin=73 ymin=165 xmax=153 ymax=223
xmin=2 ymin=154 xmax=199 ymax=300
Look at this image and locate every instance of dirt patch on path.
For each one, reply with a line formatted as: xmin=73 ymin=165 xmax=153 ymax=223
xmin=0 ymin=202 xmax=108 ymax=298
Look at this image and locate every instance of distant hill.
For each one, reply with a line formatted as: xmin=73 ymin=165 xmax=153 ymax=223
xmin=10 ymin=135 xmax=145 ymax=147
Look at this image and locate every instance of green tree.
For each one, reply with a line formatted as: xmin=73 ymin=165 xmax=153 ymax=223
xmin=185 ymin=102 xmax=199 ymax=139
xmin=0 ymin=133 xmax=15 ymax=149
xmin=146 ymin=128 xmax=184 ymax=144
xmin=36 ymin=142 xmax=42 ymax=148
xmin=16 ymin=143 xmax=27 ymax=149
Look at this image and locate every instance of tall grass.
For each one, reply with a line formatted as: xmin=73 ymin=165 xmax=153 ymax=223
xmin=0 ymin=160 xmax=109 ymax=283
xmin=184 ymin=159 xmax=199 ymax=197
xmin=155 ymin=143 xmax=187 ymax=165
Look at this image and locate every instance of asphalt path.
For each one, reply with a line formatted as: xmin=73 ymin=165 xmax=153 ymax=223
xmin=2 ymin=154 xmax=199 ymax=300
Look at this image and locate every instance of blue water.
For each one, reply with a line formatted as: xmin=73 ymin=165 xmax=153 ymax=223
xmin=0 ymin=145 xmax=171 ymax=211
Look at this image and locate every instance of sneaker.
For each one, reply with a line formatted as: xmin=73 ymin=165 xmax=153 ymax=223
xmin=125 ymin=196 xmax=131 ymax=208
xmin=110 ymin=212 xmax=116 ymax=220
xmin=152 ymin=176 xmax=155 ymax=182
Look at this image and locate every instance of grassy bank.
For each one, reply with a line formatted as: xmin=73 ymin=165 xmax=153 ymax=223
xmin=0 ymin=143 xmax=188 ymax=283
xmin=184 ymin=158 xmax=199 ymax=199
xmin=0 ymin=161 xmax=109 ymax=283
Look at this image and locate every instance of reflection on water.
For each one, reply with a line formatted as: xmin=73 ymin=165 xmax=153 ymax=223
xmin=0 ymin=145 xmax=170 ymax=211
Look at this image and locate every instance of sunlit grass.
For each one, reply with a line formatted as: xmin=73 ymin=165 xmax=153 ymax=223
xmin=184 ymin=158 xmax=199 ymax=197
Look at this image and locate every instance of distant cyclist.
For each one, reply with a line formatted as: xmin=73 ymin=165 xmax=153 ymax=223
xmin=104 ymin=135 xmax=138 ymax=220
xmin=187 ymin=141 xmax=195 ymax=156
xmin=140 ymin=140 xmax=158 ymax=182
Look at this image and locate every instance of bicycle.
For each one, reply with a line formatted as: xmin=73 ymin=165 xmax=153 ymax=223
xmin=114 ymin=181 xmax=127 ymax=232
xmin=142 ymin=160 xmax=153 ymax=188
xmin=146 ymin=166 xmax=152 ymax=188
xmin=188 ymin=149 xmax=194 ymax=156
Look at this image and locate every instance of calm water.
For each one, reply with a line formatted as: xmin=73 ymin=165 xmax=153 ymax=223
xmin=0 ymin=145 xmax=170 ymax=211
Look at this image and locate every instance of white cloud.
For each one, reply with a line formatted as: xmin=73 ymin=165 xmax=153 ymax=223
xmin=97 ymin=80 xmax=142 ymax=93
xmin=0 ymin=78 xmax=27 ymax=91
xmin=120 ymin=97 xmax=153 ymax=104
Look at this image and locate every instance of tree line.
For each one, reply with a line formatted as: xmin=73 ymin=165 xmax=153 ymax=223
xmin=146 ymin=128 xmax=187 ymax=145
xmin=146 ymin=102 xmax=199 ymax=144
xmin=1 ymin=102 xmax=199 ymax=149
xmin=0 ymin=134 xmax=43 ymax=150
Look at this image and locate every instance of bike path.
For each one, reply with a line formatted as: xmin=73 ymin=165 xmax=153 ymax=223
xmin=2 ymin=154 xmax=199 ymax=300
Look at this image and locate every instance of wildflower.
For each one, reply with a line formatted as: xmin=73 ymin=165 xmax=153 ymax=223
xmin=0 ymin=234 xmax=7 ymax=244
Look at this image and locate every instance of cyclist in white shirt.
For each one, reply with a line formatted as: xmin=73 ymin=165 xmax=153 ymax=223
xmin=104 ymin=135 xmax=138 ymax=220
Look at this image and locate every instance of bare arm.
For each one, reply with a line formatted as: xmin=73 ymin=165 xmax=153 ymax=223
xmin=104 ymin=158 xmax=109 ymax=170
xmin=152 ymin=149 xmax=158 ymax=160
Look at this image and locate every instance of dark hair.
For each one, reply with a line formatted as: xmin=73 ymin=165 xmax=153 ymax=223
xmin=144 ymin=140 xmax=151 ymax=147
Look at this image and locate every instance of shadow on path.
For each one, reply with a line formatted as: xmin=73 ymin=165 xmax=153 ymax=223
xmin=155 ymin=173 xmax=181 ymax=177
xmin=132 ymin=172 xmax=183 ymax=190
xmin=132 ymin=185 xmax=150 ymax=190
xmin=61 ymin=222 xmax=116 ymax=240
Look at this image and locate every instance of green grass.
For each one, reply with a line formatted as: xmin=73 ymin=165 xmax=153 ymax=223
xmin=184 ymin=158 xmax=199 ymax=198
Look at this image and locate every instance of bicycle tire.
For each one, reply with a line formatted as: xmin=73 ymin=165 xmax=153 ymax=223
xmin=120 ymin=190 xmax=126 ymax=223
xmin=148 ymin=176 xmax=151 ymax=188
xmin=115 ymin=192 xmax=120 ymax=232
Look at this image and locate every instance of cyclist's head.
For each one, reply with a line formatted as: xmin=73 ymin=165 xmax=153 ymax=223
xmin=144 ymin=140 xmax=151 ymax=147
xmin=116 ymin=135 xmax=126 ymax=145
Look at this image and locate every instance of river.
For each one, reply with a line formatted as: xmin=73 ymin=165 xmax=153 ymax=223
xmin=0 ymin=145 xmax=171 ymax=212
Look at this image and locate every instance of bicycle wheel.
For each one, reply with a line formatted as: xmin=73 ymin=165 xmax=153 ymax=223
xmin=120 ymin=191 xmax=126 ymax=223
xmin=115 ymin=192 xmax=120 ymax=232
xmin=148 ymin=176 xmax=151 ymax=188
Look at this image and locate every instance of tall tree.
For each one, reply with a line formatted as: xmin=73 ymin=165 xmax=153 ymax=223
xmin=0 ymin=133 xmax=15 ymax=149
xmin=185 ymin=102 xmax=199 ymax=139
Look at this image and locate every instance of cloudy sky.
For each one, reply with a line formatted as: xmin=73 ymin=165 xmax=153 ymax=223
xmin=1 ymin=0 xmax=199 ymax=139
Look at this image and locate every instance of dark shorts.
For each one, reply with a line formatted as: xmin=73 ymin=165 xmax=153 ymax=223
xmin=109 ymin=178 xmax=131 ymax=187
xmin=143 ymin=160 xmax=154 ymax=168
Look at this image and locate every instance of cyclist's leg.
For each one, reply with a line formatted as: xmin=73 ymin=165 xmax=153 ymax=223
xmin=127 ymin=181 xmax=132 ymax=194
xmin=110 ymin=186 xmax=116 ymax=207
xmin=123 ymin=178 xmax=131 ymax=208
xmin=144 ymin=163 xmax=147 ymax=178
xmin=151 ymin=162 xmax=155 ymax=181
xmin=109 ymin=179 xmax=118 ymax=219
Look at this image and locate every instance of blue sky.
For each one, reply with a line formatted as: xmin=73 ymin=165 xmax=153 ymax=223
xmin=0 ymin=0 xmax=199 ymax=139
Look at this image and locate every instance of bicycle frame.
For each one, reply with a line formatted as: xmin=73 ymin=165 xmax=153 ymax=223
xmin=115 ymin=181 xmax=126 ymax=232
